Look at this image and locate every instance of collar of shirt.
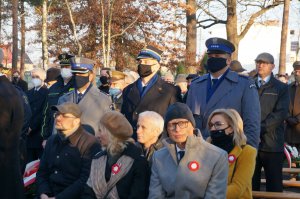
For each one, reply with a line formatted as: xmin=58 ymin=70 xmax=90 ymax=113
xmin=35 ymin=86 xmax=42 ymax=91
xmin=209 ymin=73 xmax=223 ymax=80
xmin=258 ymin=75 xmax=271 ymax=84
xmin=77 ymin=89 xmax=87 ymax=95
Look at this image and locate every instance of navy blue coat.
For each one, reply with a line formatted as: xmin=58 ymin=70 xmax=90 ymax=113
xmin=186 ymin=70 xmax=261 ymax=148
xmin=26 ymin=86 xmax=48 ymax=148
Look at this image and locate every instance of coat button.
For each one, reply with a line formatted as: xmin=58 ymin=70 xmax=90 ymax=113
xmin=135 ymin=112 xmax=138 ymax=115
xmin=54 ymin=171 xmax=58 ymax=174
xmin=56 ymin=155 xmax=59 ymax=159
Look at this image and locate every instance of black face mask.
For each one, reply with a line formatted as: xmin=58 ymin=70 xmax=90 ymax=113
xmin=206 ymin=57 xmax=228 ymax=73
xmin=75 ymin=75 xmax=89 ymax=89
xmin=210 ymin=127 xmax=234 ymax=153
xmin=137 ymin=64 xmax=153 ymax=78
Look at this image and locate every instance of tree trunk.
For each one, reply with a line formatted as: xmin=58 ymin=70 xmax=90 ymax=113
xmin=279 ymin=0 xmax=290 ymax=74
xmin=0 ymin=0 xmax=2 ymax=44
xmin=226 ymin=0 xmax=238 ymax=60
xmin=42 ymin=0 xmax=48 ymax=70
xmin=186 ymin=0 xmax=197 ymax=67
xmin=20 ymin=0 xmax=25 ymax=78
xmin=12 ymin=0 xmax=18 ymax=71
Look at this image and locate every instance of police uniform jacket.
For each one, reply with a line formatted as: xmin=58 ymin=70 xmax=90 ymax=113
xmin=148 ymin=135 xmax=228 ymax=199
xmin=121 ymin=77 xmax=181 ymax=134
xmin=41 ymin=76 xmax=74 ymax=140
xmin=0 ymin=76 xmax=25 ymax=199
xmin=58 ymin=84 xmax=112 ymax=135
xmin=186 ymin=70 xmax=261 ymax=148
xmin=26 ymin=85 xmax=48 ymax=148
xmin=254 ymin=74 xmax=289 ymax=152
xmin=285 ymin=82 xmax=300 ymax=144
xmin=36 ymin=126 xmax=101 ymax=199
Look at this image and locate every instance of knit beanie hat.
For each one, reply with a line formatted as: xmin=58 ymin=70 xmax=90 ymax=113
xmin=100 ymin=111 xmax=133 ymax=140
xmin=164 ymin=102 xmax=196 ymax=128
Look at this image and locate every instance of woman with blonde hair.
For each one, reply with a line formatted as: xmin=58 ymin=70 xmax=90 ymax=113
xmin=207 ymin=108 xmax=257 ymax=199
xmin=82 ymin=111 xmax=150 ymax=199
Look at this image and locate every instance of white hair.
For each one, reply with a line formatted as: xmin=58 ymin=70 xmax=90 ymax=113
xmin=31 ymin=67 xmax=46 ymax=81
xmin=138 ymin=111 xmax=164 ymax=135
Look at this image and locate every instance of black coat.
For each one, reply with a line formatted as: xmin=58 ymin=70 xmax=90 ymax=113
xmin=41 ymin=76 xmax=74 ymax=140
xmin=0 ymin=76 xmax=25 ymax=199
xmin=26 ymin=86 xmax=48 ymax=148
xmin=82 ymin=142 xmax=150 ymax=199
xmin=36 ymin=126 xmax=101 ymax=199
xmin=121 ymin=77 xmax=181 ymax=138
xmin=12 ymin=78 xmax=28 ymax=92
xmin=255 ymin=74 xmax=290 ymax=152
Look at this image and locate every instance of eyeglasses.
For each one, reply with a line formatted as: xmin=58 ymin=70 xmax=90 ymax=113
xmin=208 ymin=122 xmax=227 ymax=130
xmin=53 ymin=112 xmax=76 ymax=119
xmin=167 ymin=121 xmax=189 ymax=131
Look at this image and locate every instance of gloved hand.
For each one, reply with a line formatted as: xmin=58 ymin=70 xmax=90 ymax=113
xmin=286 ymin=116 xmax=299 ymax=126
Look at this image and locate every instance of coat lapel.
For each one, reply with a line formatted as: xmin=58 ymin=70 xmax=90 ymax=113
xmin=127 ymin=81 xmax=141 ymax=107
xmin=228 ymin=145 xmax=242 ymax=183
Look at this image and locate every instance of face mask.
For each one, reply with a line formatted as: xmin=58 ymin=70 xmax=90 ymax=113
xmin=109 ymin=88 xmax=121 ymax=96
xmin=206 ymin=57 xmax=228 ymax=73
xmin=210 ymin=128 xmax=234 ymax=153
xmin=75 ymin=75 xmax=89 ymax=89
xmin=32 ymin=78 xmax=42 ymax=88
xmin=295 ymin=75 xmax=300 ymax=83
xmin=61 ymin=68 xmax=73 ymax=79
xmin=137 ymin=64 xmax=153 ymax=78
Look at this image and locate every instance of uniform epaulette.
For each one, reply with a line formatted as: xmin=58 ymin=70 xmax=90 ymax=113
xmin=192 ymin=74 xmax=207 ymax=83
xmin=93 ymin=150 xmax=106 ymax=159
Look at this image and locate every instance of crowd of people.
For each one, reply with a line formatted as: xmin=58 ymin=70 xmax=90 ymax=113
xmin=0 ymin=36 xmax=300 ymax=199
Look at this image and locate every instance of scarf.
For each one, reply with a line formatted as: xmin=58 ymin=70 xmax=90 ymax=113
xmin=87 ymin=154 xmax=134 ymax=199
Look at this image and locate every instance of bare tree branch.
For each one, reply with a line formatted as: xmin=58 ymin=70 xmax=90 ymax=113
xmin=196 ymin=18 xmax=227 ymax=29
xmin=111 ymin=15 xmax=141 ymax=39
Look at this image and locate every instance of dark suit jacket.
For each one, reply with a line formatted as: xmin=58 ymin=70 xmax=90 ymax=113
xmin=13 ymin=78 xmax=28 ymax=92
xmin=26 ymin=86 xmax=48 ymax=148
xmin=121 ymin=77 xmax=181 ymax=138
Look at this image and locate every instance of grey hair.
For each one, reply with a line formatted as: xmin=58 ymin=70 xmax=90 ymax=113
xmin=138 ymin=111 xmax=164 ymax=135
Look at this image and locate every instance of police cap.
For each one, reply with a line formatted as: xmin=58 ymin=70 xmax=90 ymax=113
xmin=205 ymin=37 xmax=235 ymax=55
xmin=58 ymin=53 xmax=74 ymax=66
xmin=70 ymin=56 xmax=95 ymax=74
xmin=137 ymin=45 xmax=163 ymax=62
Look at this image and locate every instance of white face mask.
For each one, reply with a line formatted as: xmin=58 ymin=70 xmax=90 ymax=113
xmin=61 ymin=68 xmax=73 ymax=79
xmin=32 ymin=78 xmax=42 ymax=88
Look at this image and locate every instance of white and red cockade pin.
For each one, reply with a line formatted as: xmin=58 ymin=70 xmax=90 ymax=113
xmin=228 ymin=154 xmax=236 ymax=164
xmin=112 ymin=164 xmax=121 ymax=175
xmin=188 ymin=161 xmax=200 ymax=171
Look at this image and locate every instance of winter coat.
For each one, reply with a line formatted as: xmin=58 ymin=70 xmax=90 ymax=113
xmin=36 ymin=126 xmax=101 ymax=199
xmin=0 ymin=76 xmax=25 ymax=199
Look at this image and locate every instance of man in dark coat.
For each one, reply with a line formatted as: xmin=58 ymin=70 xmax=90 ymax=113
xmin=41 ymin=53 xmax=75 ymax=147
xmin=186 ymin=37 xmax=261 ymax=148
xmin=36 ymin=102 xmax=101 ymax=199
xmin=285 ymin=61 xmax=300 ymax=149
xmin=26 ymin=68 xmax=48 ymax=162
xmin=121 ymin=45 xmax=181 ymax=139
xmin=12 ymin=70 xmax=28 ymax=92
xmin=252 ymin=52 xmax=290 ymax=192
xmin=0 ymin=74 xmax=25 ymax=199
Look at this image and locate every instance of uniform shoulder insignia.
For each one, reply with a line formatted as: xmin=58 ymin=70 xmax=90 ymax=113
xmin=249 ymin=83 xmax=257 ymax=89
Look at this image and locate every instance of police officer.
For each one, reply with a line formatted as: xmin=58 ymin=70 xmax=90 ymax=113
xmin=186 ymin=37 xmax=261 ymax=148
xmin=41 ymin=53 xmax=75 ymax=148
xmin=57 ymin=56 xmax=112 ymax=135
xmin=121 ymin=45 xmax=181 ymax=139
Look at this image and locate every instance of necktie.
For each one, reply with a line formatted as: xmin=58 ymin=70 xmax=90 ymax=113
xmin=78 ymin=93 xmax=83 ymax=103
xmin=178 ymin=151 xmax=185 ymax=161
xmin=212 ymin=79 xmax=218 ymax=86
xmin=259 ymin=80 xmax=265 ymax=87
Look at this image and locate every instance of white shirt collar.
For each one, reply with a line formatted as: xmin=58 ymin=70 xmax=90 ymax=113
xmin=258 ymin=75 xmax=271 ymax=84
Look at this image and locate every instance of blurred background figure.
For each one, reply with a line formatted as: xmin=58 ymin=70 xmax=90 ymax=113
xmin=44 ymin=67 xmax=61 ymax=88
xmin=98 ymin=67 xmax=111 ymax=94
xmin=175 ymin=74 xmax=188 ymax=102
xmin=163 ymin=72 xmax=174 ymax=84
xmin=275 ymin=73 xmax=289 ymax=84
xmin=230 ymin=60 xmax=247 ymax=75
xmin=186 ymin=73 xmax=198 ymax=87
xmin=12 ymin=70 xmax=28 ymax=92
xmin=286 ymin=61 xmax=300 ymax=152
xmin=26 ymin=68 xmax=48 ymax=163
